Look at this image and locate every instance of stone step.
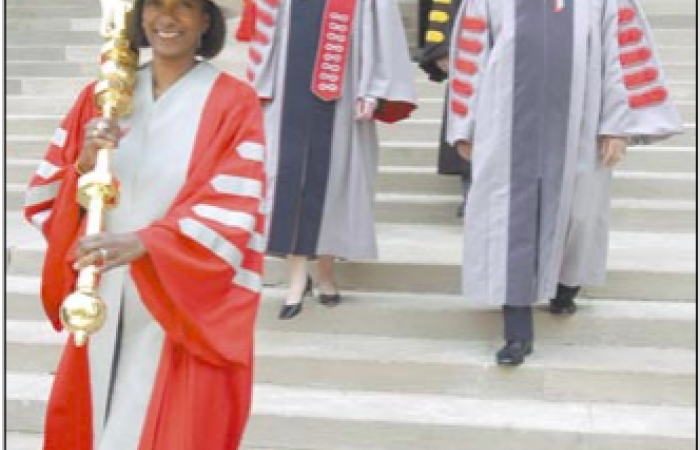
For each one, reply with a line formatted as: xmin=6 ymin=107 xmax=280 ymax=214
xmin=7 ymin=41 xmax=697 ymax=68
xmin=6 ymin=182 xmax=697 ymax=232
xmin=4 ymin=112 xmax=697 ymax=148
xmin=6 ymin=59 xmax=697 ymax=81
xmin=376 ymin=143 xmax=698 ymax=172
xmin=6 ymin=373 xmax=695 ymax=449
xmin=374 ymin=195 xmax=696 ymax=232
xmin=6 ymin=68 xmax=699 ymax=101
xmin=5 ymin=6 xmax=99 ymax=19
xmin=7 ymin=19 xmax=695 ymax=45
xmin=6 ymin=94 xmax=697 ymax=126
xmin=7 ymin=278 xmax=696 ymax=348
xmin=8 ymin=155 xmax=695 ymax=200
xmin=6 ymin=320 xmax=696 ymax=406
xmin=7 ymin=213 xmax=696 ymax=299
xmin=4 ymin=432 xmax=285 ymax=450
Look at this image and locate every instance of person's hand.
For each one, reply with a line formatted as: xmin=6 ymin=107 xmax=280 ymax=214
xmin=456 ymin=140 xmax=474 ymax=161
xmin=76 ymin=118 xmax=123 ymax=173
xmin=355 ymin=97 xmax=378 ymax=120
xmin=73 ymin=232 xmax=146 ymax=273
xmin=599 ymin=135 xmax=629 ymax=167
xmin=436 ymin=56 xmax=449 ymax=74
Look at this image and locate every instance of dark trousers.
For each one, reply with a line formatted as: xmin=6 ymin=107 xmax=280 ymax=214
xmin=502 ymin=305 xmax=534 ymax=342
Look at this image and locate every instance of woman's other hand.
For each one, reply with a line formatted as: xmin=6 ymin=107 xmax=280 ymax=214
xmin=456 ymin=140 xmax=474 ymax=161
xmin=355 ymin=97 xmax=378 ymax=120
xmin=76 ymin=118 xmax=123 ymax=173
xmin=73 ymin=232 xmax=146 ymax=272
xmin=599 ymin=135 xmax=629 ymax=167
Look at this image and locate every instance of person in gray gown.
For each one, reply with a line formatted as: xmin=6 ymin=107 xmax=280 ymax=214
xmin=445 ymin=0 xmax=683 ymax=365
xmin=242 ymin=0 xmax=416 ymax=319
xmin=418 ymin=0 xmax=471 ymax=218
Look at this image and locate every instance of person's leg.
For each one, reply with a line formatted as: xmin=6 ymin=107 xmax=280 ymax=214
xmin=457 ymin=163 xmax=472 ymax=217
xmin=279 ymin=255 xmax=312 ymax=319
xmin=317 ymin=255 xmax=341 ymax=306
xmin=549 ymin=283 xmax=581 ymax=315
xmin=497 ymin=305 xmax=534 ymax=366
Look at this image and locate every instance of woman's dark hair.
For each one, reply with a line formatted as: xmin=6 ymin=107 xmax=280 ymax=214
xmin=131 ymin=0 xmax=226 ymax=60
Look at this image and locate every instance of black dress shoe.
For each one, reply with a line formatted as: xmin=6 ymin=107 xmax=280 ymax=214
xmin=456 ymin=203 xmax=465 ymax=218
xmin=496 ymin=340 xmax=533 ymax=366
xmin=319 ymin=292 xmax=341 ymax=307
xmin=279 ymin=277 xmax=313 ymax=320
xmin=549 ymin=284 xmax=581 ymax=316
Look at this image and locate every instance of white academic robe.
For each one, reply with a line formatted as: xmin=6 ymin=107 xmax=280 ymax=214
xmin=90 ymin=62 xmax=218 ymax=448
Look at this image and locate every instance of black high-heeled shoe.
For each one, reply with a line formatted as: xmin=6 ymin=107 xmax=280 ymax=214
xmin=318 ymin=291 xmax=342 ymax=307
xmin=279 ymin=277 xmax=313 ymax=320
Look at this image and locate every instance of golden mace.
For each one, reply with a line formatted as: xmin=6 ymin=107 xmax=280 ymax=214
xmin=60 ymin=0 xmax=138 ymax=346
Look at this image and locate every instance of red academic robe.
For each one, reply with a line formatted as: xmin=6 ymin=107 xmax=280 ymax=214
xmin=24 ymin=73 xmax=267 ymax=450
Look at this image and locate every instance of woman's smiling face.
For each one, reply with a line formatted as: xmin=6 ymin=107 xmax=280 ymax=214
xmin=141 ymin=0 xmax=211 ymax=61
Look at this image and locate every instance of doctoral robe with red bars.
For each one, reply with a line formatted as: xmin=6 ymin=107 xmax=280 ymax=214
xmin=244 ymin=0 xmax=417 ymax=260
xmin=24 ymin=62 xmax=266 ymax=450
xmin=445 ymin=0 xmax=683 ymax=306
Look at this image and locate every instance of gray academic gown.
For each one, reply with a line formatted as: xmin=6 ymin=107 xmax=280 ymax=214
xmin=446 ymin=0 xmax=683 ymax=306
xmin=247 ymin=0 xmax=416 ymax=260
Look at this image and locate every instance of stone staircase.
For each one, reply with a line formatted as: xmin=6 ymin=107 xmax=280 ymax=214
xmin=5 ymin=0 xmax=697 ymax=449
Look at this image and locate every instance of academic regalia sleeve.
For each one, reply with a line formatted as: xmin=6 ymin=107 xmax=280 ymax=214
xmin=245 ymin=0 xmax=283 ymax=101
xmin=598 ymin=0 xmax=683 ymax=144
xmin=23 ymin=83 xmax=100 ymax=330
xmin=445 ymin=0 xmax=490 ymax=145
xmin=358 ymin=0 xmax=417 ymax=123
xmin=419 ymin=0 xmax=465 ymax=82
xmin=132 ymin=79 xmax=267 ymax=368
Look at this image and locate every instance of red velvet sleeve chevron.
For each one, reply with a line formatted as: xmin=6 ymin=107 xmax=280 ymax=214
xmin=450 ymin=15 xmax=487 ymax=117
xmin=616 ymin=5 xmax=668 ymax=109
xmin=245 ymin=0 xmax=280 ymax=84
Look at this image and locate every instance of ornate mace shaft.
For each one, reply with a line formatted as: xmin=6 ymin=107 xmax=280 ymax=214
xmin=60 ymin=0 xmax=138 ymax=346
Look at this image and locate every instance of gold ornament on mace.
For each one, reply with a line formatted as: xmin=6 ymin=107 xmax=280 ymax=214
xmin=60 ymin=0 xmax=138 ymax=346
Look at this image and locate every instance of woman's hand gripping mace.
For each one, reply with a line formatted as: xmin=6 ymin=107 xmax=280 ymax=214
xmin=60 ymin=0 xmax=138 ymax=346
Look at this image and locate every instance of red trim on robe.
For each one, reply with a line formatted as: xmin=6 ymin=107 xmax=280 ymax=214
xmin=256 ymin=9 xmax=275 ymax=27
xmin=629 ymin=86 xmax=668 ymax=108
xmin=624 ymin=66 xmax=659 ymax=89
xmin=455 ymin=59 xmax=478 ymax=75
xmin=373 ymin=100 xmax=416 ymax=124
xmin=462 ymin=16 xmax=487 ymax=33
xmin=451 ymin=100 xmax=469 ymax=116
xmin=249 ymin=47 xmax=262 ymax=65
xmin=458 ymin=37 xmax=484 ymax=54
xmin=30 ymin=75 xmax=266 ymax=450
xmin=253 ymin=29 xmax=270 ymax=46
xmin=620 ymin=46 xmax=652 ymax=67
xmin=452 ymin=79 xmax=474 ymax=97
xmin=618 ymin=7 xmax=636 ymax=25
xmin=235 ymin=0 xmax=257 ymax=42
xmin=618 ymin=28 xmax=643 ymax=47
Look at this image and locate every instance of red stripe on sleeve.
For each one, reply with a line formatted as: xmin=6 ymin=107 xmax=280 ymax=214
xmin=455 ymin=58 xmax=478 ymax=75
xmin=618 ymin=7 xmax=636 ymax=25
xmin=458 ymin=37 xmax=484 ymax=54
xmin=451 ymin=79 xmax=474 ymax=97
xmin=248 ymin=47 xmax=262 ymax=65
xmin=256 ymin=9 xmax=275 ymax=27
xmin=620 ymin=46 xmax=652 ymax=67
xmin=451 ymin=100 xmax=469 ymax=116
xmin=462 ymin=16 xmax=487 ymax=33
xmin=624 ymin=66 xmax=659 ymax=89
xmin=618 ymin=28 xmax=643 ymax=47
xmin=629 ymin=86 xmax=668 ymax=108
